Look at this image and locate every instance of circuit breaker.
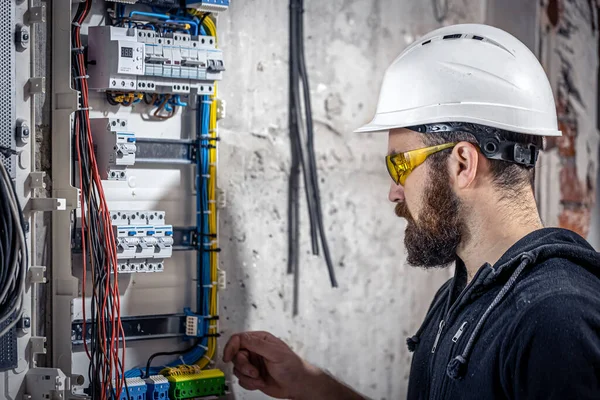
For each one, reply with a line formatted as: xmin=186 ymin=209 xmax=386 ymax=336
xmin=91 ymin=117 xmax=137 ymax=180
xmin=88 ymin=26 xmax=223 ymax=94
xmin=111 ymin=211 xmax=172 ymax=270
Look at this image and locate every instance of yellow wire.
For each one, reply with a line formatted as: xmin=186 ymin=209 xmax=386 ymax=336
xmin=158 ymin=15 xmax=220 ymax=376
xmin=196 ymin=82 xmax=218 ymax=369
xmin=202 ymin=15 xmax=217 ymax=41
xmin=194 ymin=14 xmax=219 ymax=370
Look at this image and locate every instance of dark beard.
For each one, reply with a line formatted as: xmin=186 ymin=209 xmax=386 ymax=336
xmin=395 ymin=166 xmax=465 ymax=268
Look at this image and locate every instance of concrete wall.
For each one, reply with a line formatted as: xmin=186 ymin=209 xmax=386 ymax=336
xmin=216 ymin=1 xmax=484 ymax=398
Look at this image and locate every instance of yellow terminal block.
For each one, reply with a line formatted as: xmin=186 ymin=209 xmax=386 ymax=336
xmin=164 ymin=368 xmax=226 ymax=399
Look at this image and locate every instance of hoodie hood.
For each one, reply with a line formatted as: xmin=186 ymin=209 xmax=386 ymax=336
xmin=407 ymin=228 xmax=600 ymax=380
xmin=489 ymin=227 xmax=600 ymax=282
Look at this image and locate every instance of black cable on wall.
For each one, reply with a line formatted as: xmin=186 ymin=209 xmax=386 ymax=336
xmin=288 ymin=0 xmax=338 ymax=315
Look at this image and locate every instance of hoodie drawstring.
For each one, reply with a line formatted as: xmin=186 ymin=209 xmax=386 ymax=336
xmin=446 ymin=254 xmax=532 ymax=380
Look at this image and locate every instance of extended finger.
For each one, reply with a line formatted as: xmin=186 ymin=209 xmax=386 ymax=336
xmin=233 ymin=350 xmax=259 ymax=378
xmin=223 ymin=334 xmax=241 ymax=362
xmin=234 ymin=367 xmax=266 ymax=391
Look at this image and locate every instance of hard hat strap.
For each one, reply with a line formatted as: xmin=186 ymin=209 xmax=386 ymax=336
xmin=407 ymin=122 xmax=539 ymax=167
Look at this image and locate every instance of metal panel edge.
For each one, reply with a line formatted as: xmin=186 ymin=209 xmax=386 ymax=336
xmin=51 ymin=0 xmax=80 ymax=379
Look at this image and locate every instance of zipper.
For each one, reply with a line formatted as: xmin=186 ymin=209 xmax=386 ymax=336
xmin=452 ymin=321 xmax=468 ymax=343
xmin=433 ymin=321 xmax=469 ymax=400
xmin=431 ymin=320 xmax=445 ymax=354
xmin=428 ymin=266 xmax=490 ymax=399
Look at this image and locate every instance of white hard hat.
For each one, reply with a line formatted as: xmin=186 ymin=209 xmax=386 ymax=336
xmin=356 ymin=24 xmax=561 ymax=137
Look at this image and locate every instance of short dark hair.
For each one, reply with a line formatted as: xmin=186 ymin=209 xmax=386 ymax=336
xmin=421 ymin=128 xmax=544 ymax=197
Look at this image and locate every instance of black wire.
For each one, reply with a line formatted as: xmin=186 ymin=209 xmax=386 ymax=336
xmin=296 ymin=0 xmax=337 ymax=287
xmin=0 ymin=171 xmax=21 ymax=323
xmin=289 ymin=0 xmax=309 ymax=315
xmin=199 ymin=13 xmax=211 ymax=33
xmin=287 ymin=0 xmax=300 ymax=276
xmin=145 ymin=341 xmax=199 ymax=378
xmin=106 ymin=92 xmax=120 ymax=106
xmin=0 ymin=187 xmax=11 ymax=291
xmin=290 ymin=0 xmax=319 ymax=254
xmin=144 ymin=92 xmax=155 ymax=105
xmin=287 ymin=0 xmax=338 ymax=298
xmin=73 ymin=1 xmax=128 ymax=395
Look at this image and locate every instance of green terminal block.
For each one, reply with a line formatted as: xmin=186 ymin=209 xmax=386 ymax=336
xmin=166 ymin=369 xmax=226 ymax=399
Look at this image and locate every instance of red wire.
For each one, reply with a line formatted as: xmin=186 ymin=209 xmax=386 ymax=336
xmin=75 ymin=115 xmax=92 ymax=360
xmin=73 ymin=2 xmax=127 ymax=396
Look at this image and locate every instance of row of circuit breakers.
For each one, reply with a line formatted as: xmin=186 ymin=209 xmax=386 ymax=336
xmin=88 ymin=26 xmax=224 ymax=94
xmin=88 ymin=117 xmax=174 ymax=274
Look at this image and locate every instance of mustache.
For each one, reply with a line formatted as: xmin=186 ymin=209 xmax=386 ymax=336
xmin=395 ymin=202 xmax=413 ymax=221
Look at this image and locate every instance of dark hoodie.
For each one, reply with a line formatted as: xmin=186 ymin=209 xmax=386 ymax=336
xmin=406 ymin=228 xmax=600 ymax=399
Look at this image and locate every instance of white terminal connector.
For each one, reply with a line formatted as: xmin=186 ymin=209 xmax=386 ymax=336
xmin=216 ymin=187 xmax=226 ymax=209
xmin=125 ymin=377 xmax=145 ymax=388
xmin=186 ymin=315 xmax=198 ymax=337
xmin=218 ymin=270 xmax=227 ymax=290
xmin=146 ymin=375 xmax=168 ymax=385
xmin=113 ymin=377 xmax=145 ymax=396
xmin=216 ymin=98 xmax=226 ymax=121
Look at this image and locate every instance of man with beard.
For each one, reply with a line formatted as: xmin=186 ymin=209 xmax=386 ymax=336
xmin=223 ymin=24 xmax=600 ymax=399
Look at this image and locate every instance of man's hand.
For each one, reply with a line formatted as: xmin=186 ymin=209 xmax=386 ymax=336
xmin=223 ymin=331 xmax=313 ymax=398
xmin=223 ymin=331 xmax=367 ymax=400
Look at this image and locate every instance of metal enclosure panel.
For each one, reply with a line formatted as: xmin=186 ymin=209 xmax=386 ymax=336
xmin=0 ymin=0 xmax=39 ymax=397
xmin=0 ymin=1 xmax=18 ymax=374
xmin=0 ymin=0 xmax=16 ymax=177
xmin=51 ymin=0 xmax=80 ymax=378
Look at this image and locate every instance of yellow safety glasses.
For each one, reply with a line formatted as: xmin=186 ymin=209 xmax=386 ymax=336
xmin=386 ymin=142 xmax=457 ymax=185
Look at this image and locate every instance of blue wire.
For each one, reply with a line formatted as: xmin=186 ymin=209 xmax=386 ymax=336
xmin=128 ymin=11 xmax=170 ymax=20
xmin=123 ymin=17 xmax=212 ymax=377
xmin=195 ymin=96 xmax=203 ymax=313
xmin=128 ymin=11 xmax=170 ymax=28
xmin=125 ymin=96 xmax=212 ymax=378
xmin=172 ymin=95 xmax=188 ymax=107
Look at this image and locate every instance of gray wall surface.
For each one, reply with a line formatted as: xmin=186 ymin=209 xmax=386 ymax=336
xmin=215 ymin=1 xmax=484 ymax=398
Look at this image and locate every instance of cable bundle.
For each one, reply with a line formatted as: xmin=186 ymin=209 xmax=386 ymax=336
xmin=72 ymin=1 xmax=127 ymax=398
xmin=0 ymin=159 xmax=28 ymax=337
xmin=196 ymin=15 xmax=219 ymax=371
xmin=148 ymin=94 xmax=187 ymax=120
xmin=105 ymin=91 xmax=187 ymax=120
xmin=124 ymin=15 xmax=219 ymax=379
xmin=288 ymin=0 xmax=338 ymax=314
xmin=105 ymin=91 xmax=144 ymax=106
